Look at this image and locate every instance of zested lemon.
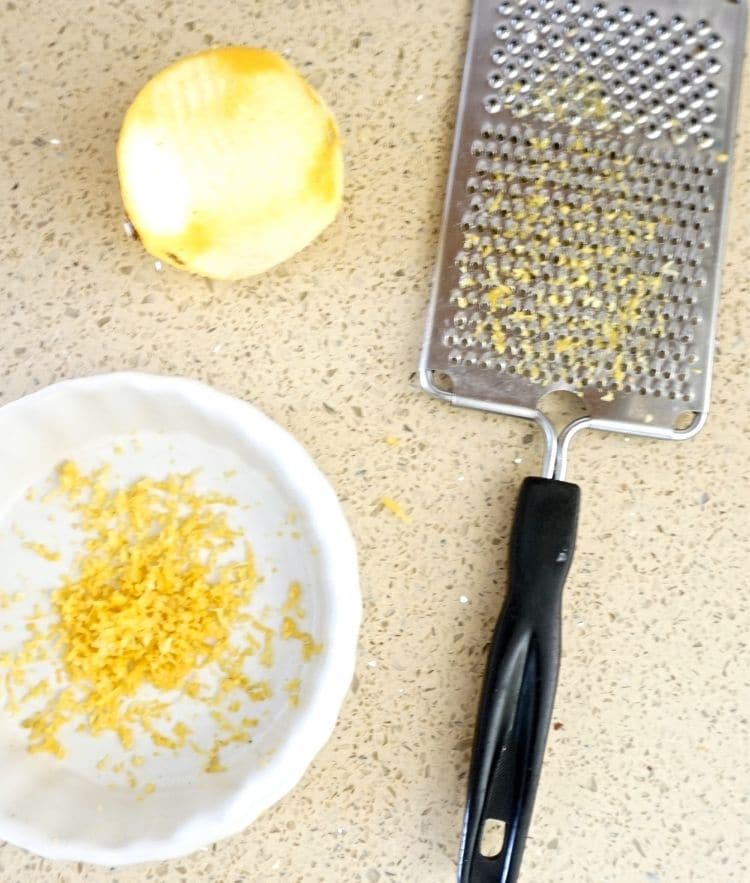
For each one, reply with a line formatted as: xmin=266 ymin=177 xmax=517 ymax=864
xmin=117 ymin=46 xmax=343 ymax=279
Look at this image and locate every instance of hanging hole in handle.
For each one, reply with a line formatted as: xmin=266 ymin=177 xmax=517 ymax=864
xmin=480 ymin=818 xmax=507 ymax=858
xmin=672 ymin=410 xmax=699 ymax=431
xmin=431 ymin=371 xmax=455 ymax=393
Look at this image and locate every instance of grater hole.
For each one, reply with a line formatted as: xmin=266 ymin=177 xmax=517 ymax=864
xmin=484 ymin=95 xmax=503 ymax=114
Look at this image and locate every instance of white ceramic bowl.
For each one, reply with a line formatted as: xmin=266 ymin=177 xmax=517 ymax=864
xmin=0 ymin=373 xmax=360 ymax=865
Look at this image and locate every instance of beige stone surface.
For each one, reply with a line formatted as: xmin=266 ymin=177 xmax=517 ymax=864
xmin=0 ymin=1 xmax=748 ymax=881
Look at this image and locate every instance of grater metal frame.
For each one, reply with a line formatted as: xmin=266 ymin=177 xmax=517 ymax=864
xmin=420 ymin=0 xmax=747 ymax=479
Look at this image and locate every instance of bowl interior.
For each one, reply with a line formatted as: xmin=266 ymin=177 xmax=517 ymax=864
xmin=0 ymin=373 xmax=358 ymax=863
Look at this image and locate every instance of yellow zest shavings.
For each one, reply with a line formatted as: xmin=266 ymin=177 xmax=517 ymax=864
xmin=204 ymin=744 xmax=227 ymax=774
xmin=379 ymin=496 xmax=411 ymax=524
xmin=0 ymin=591 xmax=22 ymax=610
xmin=284 ymin=678 xmax=301 ymax=709
xmin=384 ymin=435 xmax=400 ymax=447
xmin=281 ymin=617 xmax=322 ymax=662
xmin=452 ymin=128 xmax=695 ymax=395
xmin=510 ymin=267 xmax=533 ymax=284
xmin=485 ymin=286 xmax=512 ymax=312
xmin=203 ymin=717 xmax=259 ymax=774
xmin=248 ymin=615 xmax=275 ymax=668
xmin=183 ymin=680 xmax=203 ymax=699
xmin=23 ymin=542 xmax=60 ymax=562
xmin=0 ymin=460 xmax=321 ymax=778
xmin=21 ymin=680 xmax=51 ymax=702
xmin=282 ymin=581 xmax=305 ymax=619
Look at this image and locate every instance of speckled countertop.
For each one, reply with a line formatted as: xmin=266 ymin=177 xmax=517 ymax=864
xmin=1 ymin=1 xmax=749 ymax=882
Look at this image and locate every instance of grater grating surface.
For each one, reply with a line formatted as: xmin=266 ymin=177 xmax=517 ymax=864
xmin=421 ymin=0 xmax=746 ymax=441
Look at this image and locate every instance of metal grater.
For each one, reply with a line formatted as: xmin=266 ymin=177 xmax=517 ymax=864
xmin=419 ymin=2 xmax=746 ymax=881
xmin=421 ymin=0 xmax=746 ymax=474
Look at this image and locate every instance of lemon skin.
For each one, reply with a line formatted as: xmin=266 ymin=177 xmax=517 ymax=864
xmin=117 ymin=46 xmax=343 ymax=280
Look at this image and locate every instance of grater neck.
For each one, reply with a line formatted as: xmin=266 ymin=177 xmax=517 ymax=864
xmin=554 ymin=410 xmax=705 ymax=479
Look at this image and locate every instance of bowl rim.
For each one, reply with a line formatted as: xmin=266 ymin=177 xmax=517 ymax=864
xmin=0 ymin=371 xmax=361 ymax=866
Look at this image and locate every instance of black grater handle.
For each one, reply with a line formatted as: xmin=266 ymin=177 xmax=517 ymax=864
xmin=458 ymin=477 xmax=580 ymax=883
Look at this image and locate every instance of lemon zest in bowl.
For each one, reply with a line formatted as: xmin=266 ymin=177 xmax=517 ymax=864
xmin=1 ymin=460 xmax=322 ymax=777
xmin=23 ymin=542 xmax=60 ymax=562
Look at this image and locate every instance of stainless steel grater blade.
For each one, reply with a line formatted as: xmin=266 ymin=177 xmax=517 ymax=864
xmin=421 ymin=0 xmax=746 ymax=476
xmin=418 ymin=2 xmax=746 ymax=882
